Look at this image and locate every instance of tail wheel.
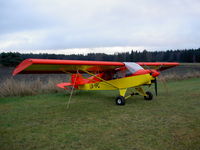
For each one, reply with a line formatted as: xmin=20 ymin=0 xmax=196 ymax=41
xmin=115 ymin=96 xmax=125 ymax=105
xmin=144 ymin=91 xmax=153 ymax=100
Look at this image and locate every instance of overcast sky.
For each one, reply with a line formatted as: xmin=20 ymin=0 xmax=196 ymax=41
xmin=0 ymin=0 xmax=200 ymax=54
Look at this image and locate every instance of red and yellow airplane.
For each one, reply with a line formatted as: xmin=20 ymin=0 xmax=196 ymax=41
xmin=13 ymin=59 xmax=179 ymax=105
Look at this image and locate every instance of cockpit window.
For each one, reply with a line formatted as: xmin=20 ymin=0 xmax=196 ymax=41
xmin=112 ymin=62 xmax=144 ymax=79
xmin=124 ymin=62 xmax=144 ymax=74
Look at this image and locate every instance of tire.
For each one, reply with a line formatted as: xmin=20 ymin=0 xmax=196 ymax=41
xmin=115 ymin=96 xmax=125 ymax=105
xmin=144 ymin=91 xmax=153 ymax=100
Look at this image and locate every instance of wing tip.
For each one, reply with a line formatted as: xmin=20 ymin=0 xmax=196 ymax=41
xmin=12 ymin=59 xmax=33 ymax=76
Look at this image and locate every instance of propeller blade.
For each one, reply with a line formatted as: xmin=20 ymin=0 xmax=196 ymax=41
xmin=154 ymin=78 xmax=158 ymax=96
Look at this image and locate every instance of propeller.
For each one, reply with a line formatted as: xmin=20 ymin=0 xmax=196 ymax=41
xmin=150 ymin=69 xmax=169 ymax=96
xmin=150 ymin=70 xmax=160 ymax=96
xmin=154 ymin=77 xmax=158 ymax=96
xmin=151 ymin=77 xmax=158 ymax=96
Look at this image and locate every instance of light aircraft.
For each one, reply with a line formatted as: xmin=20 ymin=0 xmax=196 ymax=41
xmin=13 ymin=59 xmax=179 ymax=105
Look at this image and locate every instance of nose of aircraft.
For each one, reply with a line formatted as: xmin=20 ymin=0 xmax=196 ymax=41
xmin=151 ymin=70 xmax=160 ymax=77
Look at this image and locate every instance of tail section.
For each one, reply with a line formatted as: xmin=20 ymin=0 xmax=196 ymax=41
xmin=57 ymin=82 xmax=72 ymax=89
xmin=56 ymin=73 xmax=88 ymax=90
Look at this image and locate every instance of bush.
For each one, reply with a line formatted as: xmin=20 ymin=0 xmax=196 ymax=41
xmin=0 ymin=77 xmax=65 ymax=97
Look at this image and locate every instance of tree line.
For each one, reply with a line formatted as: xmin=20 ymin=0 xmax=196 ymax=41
xmin=0 ymin=48 xmax=200 ymax=67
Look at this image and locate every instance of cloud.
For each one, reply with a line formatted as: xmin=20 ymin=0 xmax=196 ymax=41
xmin=0 ymin=0 xmax=200 ymax=53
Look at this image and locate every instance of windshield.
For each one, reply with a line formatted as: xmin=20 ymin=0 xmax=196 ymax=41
xmin=124 ymin=62 xmax=144 ymax=73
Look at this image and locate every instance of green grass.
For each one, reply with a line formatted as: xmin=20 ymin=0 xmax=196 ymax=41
xmin=1 ymin=78 xmax=200 ymax=150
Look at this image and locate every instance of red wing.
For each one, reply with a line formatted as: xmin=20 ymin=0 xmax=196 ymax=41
xmin=137 ymin=62 xmax=179 ymax=71
xmin=13 ymin=59 xmax=124 ymax=75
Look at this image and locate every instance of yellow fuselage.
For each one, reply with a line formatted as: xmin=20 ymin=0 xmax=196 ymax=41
xmin=78 ymin=74 xmax=154 ymax=90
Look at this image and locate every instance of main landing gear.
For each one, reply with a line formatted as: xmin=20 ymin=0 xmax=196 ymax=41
xmin=115 ymin=87 xmax=153 ymax=105
xmin=115 ymin=96 xmax=125 ymax=105
xmin=144 ymin=91 xmax=153 ymax=100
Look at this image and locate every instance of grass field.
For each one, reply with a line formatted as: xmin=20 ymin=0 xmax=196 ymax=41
xmin=0 ymin=78 xmax=200 ymax=150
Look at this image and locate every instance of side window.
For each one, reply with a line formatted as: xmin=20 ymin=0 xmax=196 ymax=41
xmin=101 ymin=71 xmax=114 ymax=80
xmin=113 ymin=70 xmax=125 ymax=79
xmin=125 ymin=69 xmax=132 ymax=77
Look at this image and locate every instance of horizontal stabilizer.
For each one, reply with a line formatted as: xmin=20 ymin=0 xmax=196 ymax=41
xmin=57 ymin=82 xmax=72 ymax=89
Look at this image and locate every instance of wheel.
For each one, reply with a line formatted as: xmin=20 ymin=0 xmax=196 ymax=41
xmin=144 ymin=91 xmax=153 ymax=100
xmin=115 ymin=96 xmax=125 ymax=105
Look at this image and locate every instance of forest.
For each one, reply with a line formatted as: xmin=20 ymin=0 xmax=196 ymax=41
xmin=0 ymin=48 xmax=200 ymax=67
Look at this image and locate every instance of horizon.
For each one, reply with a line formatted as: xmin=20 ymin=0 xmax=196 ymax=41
xmin=1 ymin=46 xmax=200 ymax=55
xmin=1 ymin=0 xmax=200 ymax=53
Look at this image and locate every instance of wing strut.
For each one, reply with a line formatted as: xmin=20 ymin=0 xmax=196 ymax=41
xmin=66 ymin=69 xmax=79 ymax=109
